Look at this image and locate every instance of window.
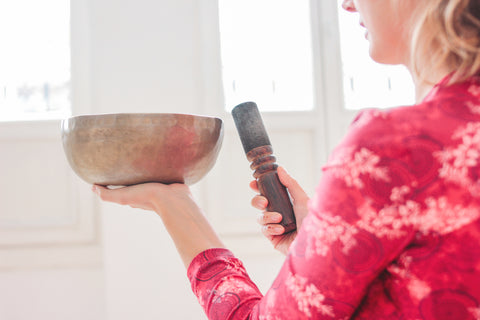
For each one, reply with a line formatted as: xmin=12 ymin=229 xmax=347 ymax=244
xmin=337 ymin=1 xmax=415 ymax=110
xmin=218 ymin=0 xmax=314 ymax=112
xmin=0 ymin=0 xmax=71 ymax=121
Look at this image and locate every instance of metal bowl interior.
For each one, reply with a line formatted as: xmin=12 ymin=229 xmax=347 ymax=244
xmin=61 ymin=113 xmax=224 ymax=186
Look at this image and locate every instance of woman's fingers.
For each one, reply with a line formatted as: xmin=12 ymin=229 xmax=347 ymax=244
xmin=251 ymin=167 xmax=309 ymax=204
xmin=251 ymin=194 xmax=268 ymax=210
xmin=262 ymin=224 xmax=285 ymax=236
xmin=258 ymin=212 xmax=285 ymax=235
xmin=257 ymin=211 xmax=283 ymax=225
xmin=277 ymin=166 xmax=309 ymax=203
xmin=92 ymin=185 xmax=117 ymax=202
xmin=92 ymin=183 xmax=160 ymax=211
xmin=248 ymin=167 xmax=306 ymax=254
xmin=249 ymin=180 xmax=259 ymax=192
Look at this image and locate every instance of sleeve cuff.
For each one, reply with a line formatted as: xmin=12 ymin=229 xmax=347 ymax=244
xmin=187 ymin=248 xmax=235 ymax=281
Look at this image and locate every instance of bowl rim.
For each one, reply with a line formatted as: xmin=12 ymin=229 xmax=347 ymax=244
xmin=61 ymin=113 xmax=223 ymax=130
xmin=64 ymin=112 xmax=222 ymax=121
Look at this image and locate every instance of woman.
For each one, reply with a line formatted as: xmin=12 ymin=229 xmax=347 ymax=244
xmin=93 ymin=0 xmax=480 ymax=318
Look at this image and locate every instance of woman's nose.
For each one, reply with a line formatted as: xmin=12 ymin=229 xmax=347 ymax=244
xmin=342 ymin=0 xmax=357 ymax=12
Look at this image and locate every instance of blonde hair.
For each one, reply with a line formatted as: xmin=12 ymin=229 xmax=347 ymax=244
xmin=411 ymin=0 xmax=480 ymax=84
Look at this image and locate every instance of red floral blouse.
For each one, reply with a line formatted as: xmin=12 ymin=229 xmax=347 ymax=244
xmin=188 ymin=74 xmax=480 ymax=319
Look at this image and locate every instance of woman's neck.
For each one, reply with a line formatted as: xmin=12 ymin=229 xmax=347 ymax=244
xmin=415 ymin=81 xmax=434 ymax=103
xmin=409 ymin=66 xmax=451 ymax=103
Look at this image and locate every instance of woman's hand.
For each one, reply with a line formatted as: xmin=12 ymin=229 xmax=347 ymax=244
xmin=250 ymin=167 xmax=309 ymax=255
xmin=92 ymin=182 xmax=193 ymax=214
xmin=92 ymin=182 xmax=225 ymax=268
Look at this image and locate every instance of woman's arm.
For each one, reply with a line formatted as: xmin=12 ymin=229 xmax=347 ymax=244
xmin=92 ymin=109 xmax=432 ymax=319
xmin=93 ymin=183 xmax=225 ymax=268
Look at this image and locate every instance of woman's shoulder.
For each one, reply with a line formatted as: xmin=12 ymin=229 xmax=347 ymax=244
xmin=338 ymin=105 xmax=435 ymax=156
xmin=326 ymin=81 xmax=480 ymax=195
xmin=343 ymin=76 xmax=480 ymax=152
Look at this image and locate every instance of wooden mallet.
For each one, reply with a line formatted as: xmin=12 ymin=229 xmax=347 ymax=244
xmin=232 ymin=102 xmax=297 ymax=233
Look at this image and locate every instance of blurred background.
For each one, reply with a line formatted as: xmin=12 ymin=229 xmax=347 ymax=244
xmin=0 ymin=0 xmax=414 ymax=319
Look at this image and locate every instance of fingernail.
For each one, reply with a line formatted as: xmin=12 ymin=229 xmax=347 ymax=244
xmin=273 ymin=226 xmax=284 ymax=233
xmin=92 ymin=185 xmax=99 ymax=195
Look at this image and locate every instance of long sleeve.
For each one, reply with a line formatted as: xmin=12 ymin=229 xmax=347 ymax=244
xmin=188 ymin=75 xmax=480 ymax=319
xmin=188 ymin=113 xmax=420 ymax=319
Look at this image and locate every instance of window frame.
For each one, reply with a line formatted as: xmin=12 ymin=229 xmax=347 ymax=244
xmin=196 ymin=0 xmax=352 ymax=241
xmin=0 ymin=0 xmax=75 ymax=123
xmin=0 ymin=0 xmax=100 ymax=269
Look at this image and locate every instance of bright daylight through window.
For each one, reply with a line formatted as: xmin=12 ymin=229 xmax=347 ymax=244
xmin=218 ymin=1 xmax=415 ymax=112
xmin=218 ymin=0 xmax=315 ymax=112
xmin=337 ymin=1 xmax=415 ymax=109
xmin=0 ymin=0 xmax=71 ymax=121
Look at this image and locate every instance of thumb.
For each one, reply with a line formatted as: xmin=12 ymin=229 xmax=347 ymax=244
xmin=92 ymin=185 xmax=118 ymax=203
xmin=277 ymin=167 xmax=309 ymax=203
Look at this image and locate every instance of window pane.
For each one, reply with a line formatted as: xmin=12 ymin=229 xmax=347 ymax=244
xmin=337 ymin=2 xmax=415 ymax=110
xmin=218 ymin=0 xmax=314 ymax=112
xmin=0 ymin=0 xmax=71 ymax=121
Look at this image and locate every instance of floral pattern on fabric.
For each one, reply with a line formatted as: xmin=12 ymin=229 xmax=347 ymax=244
xmin=188 ymin=73 xmax=480 ymax=319
xmin=285 ymin=272 xmax=334 ymax=317
xmin=303 ymin=213 xmax=358 ymax=259
xmin=435 ymin=122 xmax=480 ymax=196
xmin=326 ymin=147 xmax=390 ymax=189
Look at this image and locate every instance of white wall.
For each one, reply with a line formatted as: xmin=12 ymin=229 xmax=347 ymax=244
xmin=93 ymin=1 xmax=285 ymax=318
xmin=92 ymin=1 xmax=212 ymax=318
xmin=0 ymin=0 xmax=334 ymax=319
xmin=0 ymin=268 xmax=106 ymax=320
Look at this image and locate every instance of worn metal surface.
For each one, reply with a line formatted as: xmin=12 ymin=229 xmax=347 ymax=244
xmin=61 ymin=113 xmax=224 ymax=186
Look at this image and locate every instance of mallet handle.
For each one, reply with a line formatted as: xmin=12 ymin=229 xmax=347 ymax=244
xmin=232 ymin=102 xmax=297 ymax=233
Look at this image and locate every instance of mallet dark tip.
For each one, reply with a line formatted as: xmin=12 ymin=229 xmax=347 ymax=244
xmin=231 ymin=102 xmax=271 ymax=154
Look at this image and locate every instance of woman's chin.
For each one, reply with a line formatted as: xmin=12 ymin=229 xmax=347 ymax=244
xmin=368 ymin=47 xmax=399 ymax=65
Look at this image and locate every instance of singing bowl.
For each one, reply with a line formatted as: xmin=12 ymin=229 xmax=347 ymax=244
xmin=61 ymin=113 xmax=224 ymax=186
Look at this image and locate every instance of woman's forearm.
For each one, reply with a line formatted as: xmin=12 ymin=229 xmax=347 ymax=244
xmin=93 ymin=183 xmax=225 ymax=268
xmin=152 ymin=188 xmax=225 ymax=268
